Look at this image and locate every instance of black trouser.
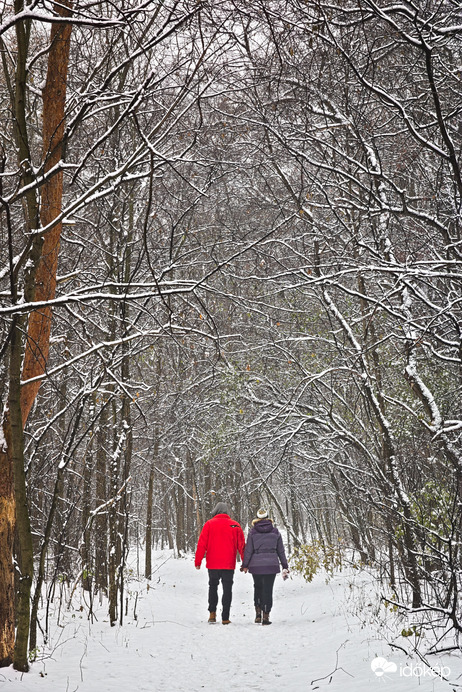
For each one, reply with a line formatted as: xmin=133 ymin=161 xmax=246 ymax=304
xmin=208 ymin=569 xmax=234 ymax=620
xmin=252 ymin=573 xmax=276 ymax=613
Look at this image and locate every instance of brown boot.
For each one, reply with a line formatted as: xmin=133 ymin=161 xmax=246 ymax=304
xmin=255 ymin=606 xmax=262 ymax=624
xmin=208 ymin=611 xmax=216 ymax=623
xmin=222 ymin=619 xmax=231 ymax=625
xmin=262 ymin=611 xmax=272 ymax=625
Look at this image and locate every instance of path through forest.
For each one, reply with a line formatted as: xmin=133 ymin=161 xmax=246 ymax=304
xmin=2 ymin=552 xmax=460 ymax=691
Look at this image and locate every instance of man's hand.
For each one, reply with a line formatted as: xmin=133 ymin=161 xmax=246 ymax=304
xmin=240 ymin=566 xmax=248 ymax=573
xmin=195 ymin=565 xmax=201 ymax=570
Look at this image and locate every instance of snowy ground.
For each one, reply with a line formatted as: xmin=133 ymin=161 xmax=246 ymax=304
xmin=2 ymin=551 xmax=461 ymax=691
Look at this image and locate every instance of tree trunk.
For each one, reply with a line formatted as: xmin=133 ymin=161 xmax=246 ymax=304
xmin=81 ymin=449 xmax=93 ymax=592
xmin=0 ymin=0 xmax=38 ymax=667
xmin=145 ymin=464 xmax=155 ymax=579
xmin=20 ymin=2 xmax=73 ymax=423
xmin=0 ymin=1 xmax=73 ymax=670
xmin=145 ymin=428 xmax=159 ymax=578
xmin=29 ymin=466 xmax=65 ymax=656
xmin=0 ymin=423 xmax=15 ymax=668
xmin=95 ymin=404 xmax=109 ymax=593
xmin=10 ymin=317 xmax=33 ymax=672
xmin=118 ymin=201 xmax=134 ymax=624
xmin=176 ymin=485 xmax=186 ymax=556
xmin=108 ymin=412 xmax=121 ymax=627
xmin=163 ymin=490 xmax=174 ymax=550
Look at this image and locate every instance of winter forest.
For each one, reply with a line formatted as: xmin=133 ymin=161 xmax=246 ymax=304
xmin=1 ymin=0 xmax=462 ymax=684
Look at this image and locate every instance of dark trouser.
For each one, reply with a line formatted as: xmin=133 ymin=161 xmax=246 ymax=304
xmin=208 ymin=569 xmax=234 ymax=620
xmin=252 ymin=573 xmax=276 ymax=613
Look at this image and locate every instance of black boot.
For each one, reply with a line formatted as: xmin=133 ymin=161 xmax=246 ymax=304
xmin=255 ymin=606 xmax=262 ymax=624
xmin=262 ymin=611 xmax=272 ymax=625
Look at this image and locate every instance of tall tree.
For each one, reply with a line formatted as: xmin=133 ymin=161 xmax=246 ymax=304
xmin=0 ymin=0 xmax=72 ymax=669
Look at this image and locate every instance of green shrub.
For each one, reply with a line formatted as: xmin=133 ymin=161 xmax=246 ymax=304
xmin=290 ymin=540 xmax=343 ymax=582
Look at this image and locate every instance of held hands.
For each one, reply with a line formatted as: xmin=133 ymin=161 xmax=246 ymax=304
xmin=240 ymin=566 xmax=248 ymax=573
xmin=195 ymin=565 xmax=201 ymax=570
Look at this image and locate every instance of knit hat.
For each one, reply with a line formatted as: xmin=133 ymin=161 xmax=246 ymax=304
xmin=256 ymin=508 xmax=268 ymax=519
xmin=211 ymin=502 xmax=229 ymax=516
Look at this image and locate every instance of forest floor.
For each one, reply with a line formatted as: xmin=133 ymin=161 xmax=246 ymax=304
xmin=1 ymin=550 xmax=461 ymax=692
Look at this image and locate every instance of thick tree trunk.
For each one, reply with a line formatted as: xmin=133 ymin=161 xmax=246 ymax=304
xmin=0 ymin=1 xmax=38 ymax=667
xmin=0 ymin=3 xmax=73 ymax=670
xmin=20 ymin=3 xmax=73 ymax=423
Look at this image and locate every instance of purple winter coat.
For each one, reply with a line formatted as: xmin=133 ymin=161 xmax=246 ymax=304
xmin=242 ymin=519 xmax=289 ymax=575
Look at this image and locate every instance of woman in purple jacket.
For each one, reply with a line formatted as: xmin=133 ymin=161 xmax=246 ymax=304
xmin=242 ymin=508 xmax=289 ymax=625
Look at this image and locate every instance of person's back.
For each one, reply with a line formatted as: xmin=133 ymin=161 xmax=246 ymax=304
xmin=242 ymin=510 xmax=289 ymax=625
xmin=195 ymin=512 xmax=244 ymax=570
xmin=246 ymin=519 xmax=285 ymax=574
xmin=195 ymin=502 xmax=245 ymax=624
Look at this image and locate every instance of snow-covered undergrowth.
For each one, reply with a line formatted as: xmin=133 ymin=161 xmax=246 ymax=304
xmin=2 ymin=551 xmax=461 ymax=691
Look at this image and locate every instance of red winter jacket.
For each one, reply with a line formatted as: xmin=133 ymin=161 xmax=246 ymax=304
xmin=195 ymin=513 xmax=245 ymax=570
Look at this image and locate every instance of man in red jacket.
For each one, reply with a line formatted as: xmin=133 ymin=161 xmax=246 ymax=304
xmin=195 ymin=502 xmax=245 ymax=624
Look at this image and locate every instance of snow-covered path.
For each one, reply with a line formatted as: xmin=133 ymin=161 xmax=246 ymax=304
xmin=2 ymin=553 xmax=460 ymax=691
